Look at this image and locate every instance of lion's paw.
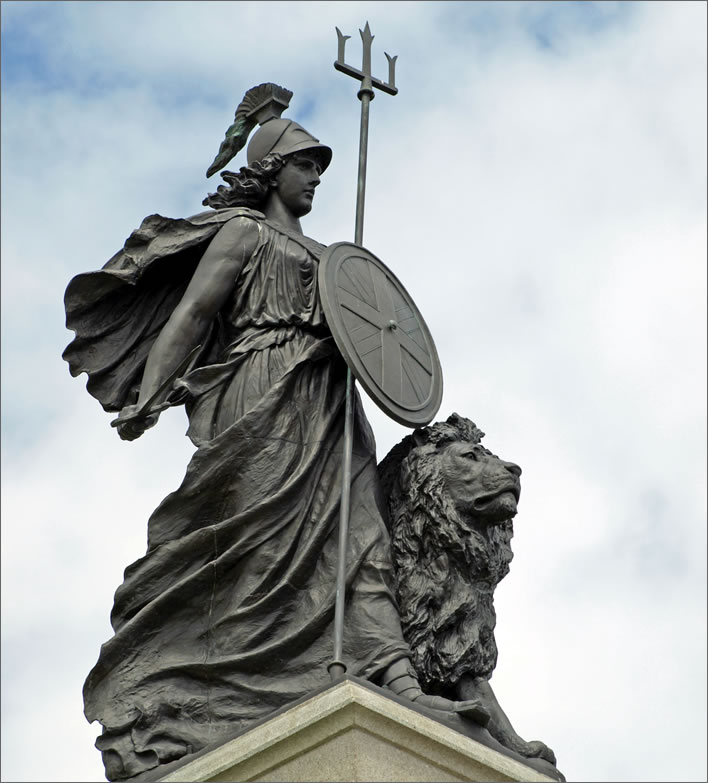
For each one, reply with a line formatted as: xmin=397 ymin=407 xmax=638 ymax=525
xmin=523 ymin=739 xmax=557 ymax=766
xmin=413 ymin=693 xmax=490 ymax=725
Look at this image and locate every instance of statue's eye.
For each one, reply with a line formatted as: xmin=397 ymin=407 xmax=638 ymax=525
xmin=463 ymin=450 xmax=479 ymax=461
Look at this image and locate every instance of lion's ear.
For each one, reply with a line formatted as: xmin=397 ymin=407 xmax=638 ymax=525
xmin=446 ymin=412 xmax=485 ymax=443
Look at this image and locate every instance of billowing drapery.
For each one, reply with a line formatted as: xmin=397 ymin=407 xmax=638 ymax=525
xmin=65 ymin=210 xmax=410 ymax=780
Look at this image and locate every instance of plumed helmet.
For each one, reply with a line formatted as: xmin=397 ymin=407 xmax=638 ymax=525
xmin=206 ymin=83 xmax=331 ymax=178
xmin=246 ymin=118 xmax=331 ymax=171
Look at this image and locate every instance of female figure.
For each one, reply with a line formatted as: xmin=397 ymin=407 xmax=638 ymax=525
xmin=64 ymin=84 xmax=484 ymax=781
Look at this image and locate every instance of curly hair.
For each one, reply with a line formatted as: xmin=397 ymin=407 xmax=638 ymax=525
xmin=202 ymin=153 xmax=284 ymax=210
xmin=378 ymin=413 xmax=514 ymax=693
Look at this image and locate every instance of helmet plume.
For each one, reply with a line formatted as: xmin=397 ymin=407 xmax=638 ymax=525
xmin=206 ymin=83 xmax=293 ymax=178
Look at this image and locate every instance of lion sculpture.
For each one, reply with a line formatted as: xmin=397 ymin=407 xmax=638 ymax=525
xmin=378 ymin=413 xmax=556 ymax=766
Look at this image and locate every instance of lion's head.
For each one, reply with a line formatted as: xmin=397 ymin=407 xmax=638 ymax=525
xmin=378 ymin=413 xmax=522 ymax=694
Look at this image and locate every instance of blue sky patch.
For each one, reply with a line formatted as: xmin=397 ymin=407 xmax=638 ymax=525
xmin=434 ymin=1 xmax=635 ymax=54
xmin=520 ymin=1 xmax=635 ymax=51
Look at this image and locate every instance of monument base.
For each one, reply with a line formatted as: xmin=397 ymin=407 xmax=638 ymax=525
xmin=151 ymin=677 xmax=560 ymax=783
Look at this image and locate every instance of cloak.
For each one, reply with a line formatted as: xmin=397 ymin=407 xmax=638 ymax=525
xmin=63 ymin=208 xmax=256 ymax=411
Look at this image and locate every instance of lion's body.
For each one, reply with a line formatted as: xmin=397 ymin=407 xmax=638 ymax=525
xmin=378 ymin=414 xmax=517 ymax=694
xmin=391 ymin=502 xmax=513 ymax=692
xmin=378 ymin=414 xmax=559 ymax=771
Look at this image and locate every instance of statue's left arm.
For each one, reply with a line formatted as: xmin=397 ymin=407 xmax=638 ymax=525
xmin=116 ymin=216 xmax=260 ymax=440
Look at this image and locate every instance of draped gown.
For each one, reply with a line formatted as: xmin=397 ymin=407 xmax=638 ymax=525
xmin=64 ymin=208 xmax=411 ymax=781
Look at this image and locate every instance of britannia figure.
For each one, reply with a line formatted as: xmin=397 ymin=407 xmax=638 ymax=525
xmin=64 ymin=83 xmax=485 ymax=781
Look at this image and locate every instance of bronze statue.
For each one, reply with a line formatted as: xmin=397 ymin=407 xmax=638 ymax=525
xmin=379 ymin=413 xmax=557 ymax=767
xmin=63 ymin=84 xmax=488 ymax=781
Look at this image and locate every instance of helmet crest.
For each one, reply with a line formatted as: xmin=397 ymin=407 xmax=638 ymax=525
xmin=206 ymin=83 xmax=331 ymax=178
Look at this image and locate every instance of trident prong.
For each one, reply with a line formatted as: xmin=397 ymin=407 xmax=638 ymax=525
xmin=360 ymin=22 xmax=373 ymax=89
xmin=335 ymin=27 xmax=350 ymax=65
xmin=384 ymin=53 xmax=397 ymax=92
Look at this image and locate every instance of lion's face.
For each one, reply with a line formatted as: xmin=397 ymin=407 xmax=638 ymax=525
xmin=438 ymin=441 xmax=521 ymax=523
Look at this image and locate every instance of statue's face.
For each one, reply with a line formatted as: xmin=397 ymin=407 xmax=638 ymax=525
xmin=274 ymin=152 xmax=322 ymax=218
xmin=439 ymin=441 xmax=522 ymax=522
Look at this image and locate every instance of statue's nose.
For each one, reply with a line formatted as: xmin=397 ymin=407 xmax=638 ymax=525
xmin=503 ymin=460 xmax=521 ymax=477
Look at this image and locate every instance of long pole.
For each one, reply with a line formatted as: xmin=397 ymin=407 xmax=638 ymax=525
xmin=329 ymin=22 xmax=397 ymax=682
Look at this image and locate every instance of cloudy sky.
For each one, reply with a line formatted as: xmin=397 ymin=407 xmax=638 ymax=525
xmin=1 ymin=2 xmax=706 ymax=781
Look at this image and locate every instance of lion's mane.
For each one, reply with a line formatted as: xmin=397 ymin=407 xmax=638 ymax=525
xmin=378 ymin=413 xmax=514 ymax=694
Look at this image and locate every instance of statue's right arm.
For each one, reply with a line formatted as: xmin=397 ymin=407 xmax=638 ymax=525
xmin=116 ymin=216 xmax=260 ymax=440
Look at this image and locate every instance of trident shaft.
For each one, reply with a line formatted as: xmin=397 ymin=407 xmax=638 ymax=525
xmin=329 ymin=22 xmax=398 ymax=682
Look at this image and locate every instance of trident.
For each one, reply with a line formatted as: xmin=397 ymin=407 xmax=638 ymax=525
xmin=328 ymin=22 xmax=398 ymax=682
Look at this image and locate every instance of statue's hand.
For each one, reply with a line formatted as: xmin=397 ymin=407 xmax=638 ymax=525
xmin=114 ymin=404 xmax=159 ymax=441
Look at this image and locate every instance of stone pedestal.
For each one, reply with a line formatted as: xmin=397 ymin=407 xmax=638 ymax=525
xmin=154 ymin=678 xmax=558 ymax=783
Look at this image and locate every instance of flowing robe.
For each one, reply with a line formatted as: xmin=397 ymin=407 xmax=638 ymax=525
xmin=64 ymin=209 xmax=410 ymax=780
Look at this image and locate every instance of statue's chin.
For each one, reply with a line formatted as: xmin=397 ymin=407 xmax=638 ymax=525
xmin=472 ymin=491 xmax=518 ymax=522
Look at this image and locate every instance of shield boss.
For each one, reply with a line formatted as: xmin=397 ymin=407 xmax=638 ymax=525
xmin=318 ymin=242 xmax=443 ymax=428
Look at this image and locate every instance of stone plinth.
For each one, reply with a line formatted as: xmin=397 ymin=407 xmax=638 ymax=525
xmin=154 ymin=678 xmax=559 ymax=783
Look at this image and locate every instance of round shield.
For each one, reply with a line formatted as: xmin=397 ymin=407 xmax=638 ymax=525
xmin=319 ymin=242 xmax=443 ymax=428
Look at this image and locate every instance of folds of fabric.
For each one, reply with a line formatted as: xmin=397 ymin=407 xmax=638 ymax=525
xmin=72 ymin=215 xmax=411 ymax=780
xmin=63 ymin=208 xmax=262 ymax=411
